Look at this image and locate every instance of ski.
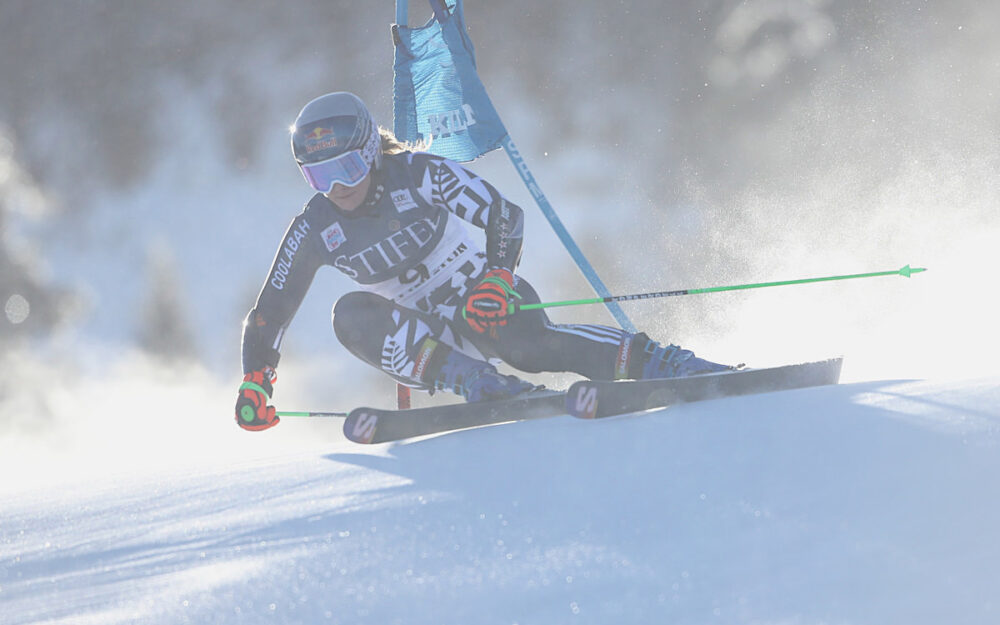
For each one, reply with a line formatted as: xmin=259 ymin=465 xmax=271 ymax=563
xmin=343 ymin=390 xmax=567 ymax=444
xmin=566 ymin=357 xmax=843 ymax=419
xmin=342 ymin=358 xmax=843 ymax=443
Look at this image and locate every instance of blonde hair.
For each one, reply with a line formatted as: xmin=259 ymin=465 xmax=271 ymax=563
xmin=379 ymin=126 xmax=430 ymax=155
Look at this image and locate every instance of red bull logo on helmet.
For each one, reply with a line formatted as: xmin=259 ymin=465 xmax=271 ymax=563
xmin=304 ymin=126 xmax=338 ymax=154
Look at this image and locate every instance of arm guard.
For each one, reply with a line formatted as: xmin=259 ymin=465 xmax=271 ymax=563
xmin=485 ymin=195 xmax=524 ymax=272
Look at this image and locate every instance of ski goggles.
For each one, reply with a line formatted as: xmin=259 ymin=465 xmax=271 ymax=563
xmin=298 ymin=149 xmax=371 ymax=193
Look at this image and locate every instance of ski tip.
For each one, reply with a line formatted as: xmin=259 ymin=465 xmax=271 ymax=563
xmin=899 ymin=264 xmax=927 ymax=278
xmin=565 ymin=381 xmax=600 ymax=419
xmin=344 ymin=409 xmax=380 ymax=444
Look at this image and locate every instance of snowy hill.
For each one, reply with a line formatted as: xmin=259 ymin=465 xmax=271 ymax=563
xmin=3 ymin=374 xmax=999 ymax=624
xmin=3 ymin=3 xmax=1000 ymax=622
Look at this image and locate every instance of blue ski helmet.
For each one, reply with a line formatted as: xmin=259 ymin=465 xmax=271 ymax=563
xmin=290 ymin=92 xmax=382 ymax=192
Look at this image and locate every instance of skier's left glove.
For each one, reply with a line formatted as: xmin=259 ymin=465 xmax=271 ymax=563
xmin=463 ymin=267 xmax=521 ymax=333
xmin=235 ymin=369 xmax=279 ymax=431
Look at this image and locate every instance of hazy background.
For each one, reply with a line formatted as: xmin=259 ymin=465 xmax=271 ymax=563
xmin=1 ymin=0 xmax=997 ymax=430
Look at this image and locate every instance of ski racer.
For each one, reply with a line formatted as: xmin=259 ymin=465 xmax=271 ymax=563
xmin=235 ymin=92 xmax=733 ymax=431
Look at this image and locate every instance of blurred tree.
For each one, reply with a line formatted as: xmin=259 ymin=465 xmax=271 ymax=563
xmin=135 ymin=242 xmax=199 ymax=363
xmin=0 ymin=131 xmax=72 ymax=346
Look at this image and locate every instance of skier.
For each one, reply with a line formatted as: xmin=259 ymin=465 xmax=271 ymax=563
xmin=235 ymin=92 xmax=732 ymax=431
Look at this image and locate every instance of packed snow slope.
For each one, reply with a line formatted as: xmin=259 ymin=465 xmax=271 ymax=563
xmin=3 ymin=375 xmax=1000 ymax=625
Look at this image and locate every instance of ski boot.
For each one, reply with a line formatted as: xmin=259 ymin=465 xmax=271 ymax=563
xmin=429 ymin=342 xmax=538 ymax=402
xmin=630 ymin=333 xmax=735 ymax=379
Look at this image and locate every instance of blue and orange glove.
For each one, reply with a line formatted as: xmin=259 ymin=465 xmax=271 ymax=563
xmin=462 ymin=268 xmax=521 ymax=334
xmin=235 ymin=369 xmax=279 ymax=431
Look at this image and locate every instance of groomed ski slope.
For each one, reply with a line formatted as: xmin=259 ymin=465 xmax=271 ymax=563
xmin=3 ymin=376 xmax=1000 ymax=624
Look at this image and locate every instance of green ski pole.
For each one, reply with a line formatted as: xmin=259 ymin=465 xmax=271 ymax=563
xmin=515 ymin=265 xmax=927 ymax=313
xmin=276 ymin=410 xmax=348 ymax=418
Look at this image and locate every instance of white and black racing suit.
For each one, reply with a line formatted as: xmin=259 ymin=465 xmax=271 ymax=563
xmin=241 ymin=151 xmax=646 ymax=389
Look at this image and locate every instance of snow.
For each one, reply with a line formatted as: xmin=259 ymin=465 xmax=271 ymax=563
xmin=3 ymin=371 xmax=999 ymax=624
xmin=4 ymin=6 xmax=999 ymax=622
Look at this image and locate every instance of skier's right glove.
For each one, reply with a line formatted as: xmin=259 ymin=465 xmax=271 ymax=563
xmin=463 ymin=267 xmax=521 ymax=334
xmin=235 ymin=369 xmax=279 ymax=431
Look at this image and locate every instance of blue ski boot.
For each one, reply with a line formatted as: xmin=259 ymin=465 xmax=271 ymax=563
xmin=630 ymin=333 xmax=735 ymax=379
xmin=431 ymin=343 xmax=538 ymax=402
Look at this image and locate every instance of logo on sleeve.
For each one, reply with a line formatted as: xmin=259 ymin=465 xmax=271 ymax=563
xmin=390 ymin=189 xmax=419 ymax=213
xmin=321 ymin=222 xmax=347 ymax=252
